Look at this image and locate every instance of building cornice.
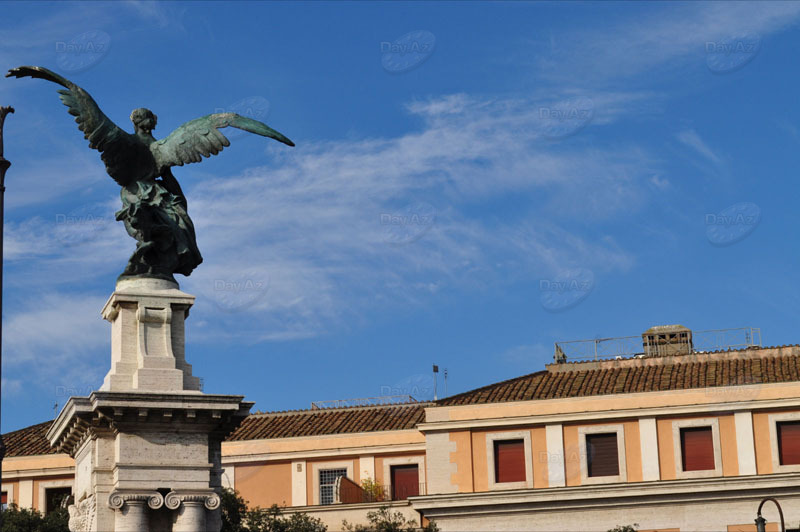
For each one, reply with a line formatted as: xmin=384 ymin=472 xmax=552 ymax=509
xmin=2 ymin=466 xmax=75 ymax=479
xmin=412 ymin=473 xmax=800 ymax=517
xmin=419 ymin=395 xmax=800 ymax=432
xmin=222 ymin=443 xmax=426 ymax=464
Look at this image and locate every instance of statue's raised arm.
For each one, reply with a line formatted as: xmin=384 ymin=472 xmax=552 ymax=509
xmin=7 ymin=65 xmax=294 ymax=282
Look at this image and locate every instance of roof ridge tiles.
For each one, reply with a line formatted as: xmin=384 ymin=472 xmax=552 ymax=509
xmin=249 ymin=400 xmax=433 ymax=417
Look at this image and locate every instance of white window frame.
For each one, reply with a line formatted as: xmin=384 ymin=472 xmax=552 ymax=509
xmin=37 ymin=480 xmax=72 ymax=514
xmin=382 ymin=455 xmax=426 ymax=498
xmin=769 ymin=412 xmax=800 ymax=473
xmin=311 ymin=460 xmax=353 ymax=506
xmin=486 ymin=430 xmax=533 ymax=490
xmin=3 ymin=484 xmax=14 ymax=507
xmin=578 ymin=424 xmax=627 ymax=485
xmin=672 ymin=417 xmax=722 ymax=479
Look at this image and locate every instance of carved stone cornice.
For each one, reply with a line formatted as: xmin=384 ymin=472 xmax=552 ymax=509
xmin=107 ymin=490 xmax=164 ymax=511
xmin=52 ymin=409 xmax=114 ymax=457
xmin=164 ymin=490 xmax=221 ymax=511
xmin=47 ymin=392 xmax=253 ymax=455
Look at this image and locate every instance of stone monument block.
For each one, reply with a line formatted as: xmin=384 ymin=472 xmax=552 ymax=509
xmin=101 ymin=278 xmax=201 ymax=393
xmin=48 ymin=279 xmax=253 ymax=531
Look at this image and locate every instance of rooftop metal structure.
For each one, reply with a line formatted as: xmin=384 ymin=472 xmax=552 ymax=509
xmin=310 ymin=395 xmax=420 ymax=410
xmin=554 ymin=326 xmax=762 ymax=363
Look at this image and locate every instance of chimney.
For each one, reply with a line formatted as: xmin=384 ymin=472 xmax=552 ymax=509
xmin=642 ymin=325 xmax=692 ymax=357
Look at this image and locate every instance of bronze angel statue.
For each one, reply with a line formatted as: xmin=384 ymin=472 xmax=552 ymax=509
xmin=6 ymin=65 xmax=294 ymax=282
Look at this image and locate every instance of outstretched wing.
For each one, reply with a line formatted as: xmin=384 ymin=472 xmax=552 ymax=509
xmin=6 ymin=65 xmax=144 ymax=186
xmin=151 ymin=113 xmax=294 ymax=170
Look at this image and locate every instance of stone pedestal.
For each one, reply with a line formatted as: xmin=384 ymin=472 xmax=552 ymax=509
xmin=48 ymin=278 xmax=253 ymax=532
xmin=100 ymin=278 xmax=201 ymax=393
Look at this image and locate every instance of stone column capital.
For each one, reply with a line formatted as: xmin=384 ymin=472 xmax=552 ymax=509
xmin=164 ymin=490 xmax=220 ymax=511
xmin=107 ymin=490 xmax=165 ymax=511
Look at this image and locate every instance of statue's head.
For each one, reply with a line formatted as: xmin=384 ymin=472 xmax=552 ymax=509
xmin=130 ymin=108 xmax=157 ymax=133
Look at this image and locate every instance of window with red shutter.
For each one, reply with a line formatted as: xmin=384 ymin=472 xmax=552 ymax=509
xmin=778 ymin=421 xmax=800 ymax=466
xmin=586 ymin=433 xmax=619 ymax=477
xmin=680 ymin=426 xmax=715 ymax=471
xmin=390 ymin=464 xmax=420 ymax=500
xmin=494 ymin=439 xmax=526 ymax=483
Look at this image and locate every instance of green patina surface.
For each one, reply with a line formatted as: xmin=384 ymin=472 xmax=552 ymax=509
xmin=6 ymin=65 xmax=294 ymax=282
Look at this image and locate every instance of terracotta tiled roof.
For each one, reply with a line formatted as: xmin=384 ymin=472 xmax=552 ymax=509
xmin=438 ymin=346 xmax=800 ymax=406
xmin=1 ymin=420 xmax=59 ymax=457
xmin=7 ymin=347 xmax=800 ymax=450
xmin=1 ymin=403 xmax=429 ymax=455
xmin=227 ymin=403 xmax=429 ymax=441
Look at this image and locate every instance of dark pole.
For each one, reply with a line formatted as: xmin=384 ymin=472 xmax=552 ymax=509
xmin=0 ymin=105 xmax=14 ymax=513
xmin=755 ymin=497 xmax=786 ymax=532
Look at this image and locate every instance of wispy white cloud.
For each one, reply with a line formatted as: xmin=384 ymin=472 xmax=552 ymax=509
xmin=1 ymin=378 xmax=23 ymax=398
xmin=649 ymin=175 xmax=670 ymax=190
xmin=0 ymin=2 xmax=174 ymax=71
xmin=535 ymin=2 xmax=800 ymax=84
xmin=4 ymin=294 xmax=108 ymax=389
xmin=0 ymin=6 xmax=115 ymax=52
xmin=121 ymin=1 xmax=173 ymax=28
xmin=176 ymin=92 xmax=647 ymax=340
xmin=5 ymin=92 xmax=652 ymax=354
xmin=676 ymin=129 xmax=723 ymax=165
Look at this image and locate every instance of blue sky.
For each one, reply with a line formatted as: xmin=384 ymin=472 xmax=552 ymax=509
xmin=1 ymin=1 xmax=799 ymax=432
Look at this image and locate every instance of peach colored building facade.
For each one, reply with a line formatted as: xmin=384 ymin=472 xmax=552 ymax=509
xmin=4 ymin=340 xmax=800 ymax=531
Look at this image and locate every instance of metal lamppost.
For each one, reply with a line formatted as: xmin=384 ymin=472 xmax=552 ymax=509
xmin=755 ymin=497 xmax=786 ymax=532
xmin=0 ymin=105 xmax=13 ymax=508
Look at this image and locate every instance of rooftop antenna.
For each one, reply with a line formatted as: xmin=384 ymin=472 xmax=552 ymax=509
xmin=432 ymin=364 xmax=439 ymax=401
xmin=444 ymin=368 xmax=448 ymax=398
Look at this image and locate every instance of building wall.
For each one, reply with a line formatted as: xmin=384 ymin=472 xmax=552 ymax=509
xmin=563 ymin=424 xmax=580 ymax=487
xmin=235 ymin=461 xmax=293 ymax=508
xmin=2 ymin=454 xmax=75 ymax=513
xmin=754 ymin=410 xmax=776 ymax=475
xmin=305 ymin=457 xmax=358 ymax=506
xmin=2 ymin=480 xmax=19 ymax=506
xmin=417 ymin=492 xmax=798 ymax=532
xmin=449 ymin=430 xmax=472 ymax=493
xmin=5 ymin=405 xmax=798 ymax=506
xmin=283 ymin=500 xmax=422 ymax=530
xmin=431 ymin=381 xmax=800 ymax=424
xmin=720 ymin=414 xmax=739 ymax=476
xmin=430 ymin=406 xmax=800 ymax=496
xmin=657 ymin=417 xmax=677 ymax=481
xmin=222 ymin=429 xmax=424 ymax=458
xmin=4 ymin=381 xmax=800 ymax=532
xmin=32 ymin=475 xmax=73 ymax=514
xmin=374 ymin=451 xmax=426 ymax=487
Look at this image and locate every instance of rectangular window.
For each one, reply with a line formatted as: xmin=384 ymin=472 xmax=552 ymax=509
xmin=45 ymin=487 xmax=71 ymax=515
xmin=319 ymin=468 xmax=347 ymax=505
xmin=494 ymin=439 xmax=526 ymax=483
xmin=778 ymin=421 xmax=800 ymax=466
xmin=680 ymin=426 xmax=715 ymax=471
xmin=586 ymin=433 xmax=619 ymax=477
xmin=390 ymin=464 xmax=419 ymax=500
xmin=1 ymin=492 xmax=6 ymax=512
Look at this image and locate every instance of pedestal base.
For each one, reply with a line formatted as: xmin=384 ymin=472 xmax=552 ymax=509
xmin=100 ymin=278 xmax=202 ymax=393
xmin=48 ymin=277 xmax=252 ymax=531
xmin=49 ymin=392 xmax=251 ymax=531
